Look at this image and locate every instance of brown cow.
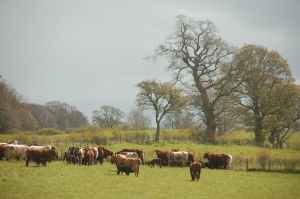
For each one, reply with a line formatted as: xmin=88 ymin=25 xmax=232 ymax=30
xmin=154 ymin=149 xmax=170 ymax=166
xmin=83 ymin=148 xmax=94 ymax=166
xmin=190 ymin=162 xmax=202 ymax=181
xmin=148 ymin=158 xmax=162 ymax=168
xmin=63 ymin=152 xmax=68 ymax=162
xmin=103 ymin=148 xmax=113 ymax=160
xmin=203 ymin=152 xmax=224 ymax=169
xmin=67 ymin=155 xmax=76 ymax=165
xmin=97 ymin=147 xmax=104 ymax=165
xmin=117 ymin=148 xmax=144 ymax=164
xmin=110 ymin=156 xmax=140 ymax=177
xmin=25 ymin=149 xmax=57 ymax=167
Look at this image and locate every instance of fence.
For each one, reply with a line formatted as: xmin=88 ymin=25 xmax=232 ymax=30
xmin=13 ymin=135 xmax=299 ymax=150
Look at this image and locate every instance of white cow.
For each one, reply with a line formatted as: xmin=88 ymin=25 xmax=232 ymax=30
xmin=28 ymin=145 xmax=52 ymax=150
xmin=168 ymin=151 xmax=188 ymax=167
xmin=4 ymin=144 xmax=29 ymax=161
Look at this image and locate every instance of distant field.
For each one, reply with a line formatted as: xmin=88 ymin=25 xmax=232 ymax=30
xmin=1 ymin=153 xmax=299 ymax=199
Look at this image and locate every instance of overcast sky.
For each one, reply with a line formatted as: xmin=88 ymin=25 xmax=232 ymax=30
xmin=1 ymin=0 xmax=299 ymax=124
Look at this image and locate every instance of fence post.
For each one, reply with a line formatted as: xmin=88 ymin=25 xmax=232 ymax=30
xmin=246 ymin=158 xmax=248 ymax=171
xmin=120 ymin=135 xmax=122 ymax=143
xmin=57 ymin=139 xmax=58 ymax=148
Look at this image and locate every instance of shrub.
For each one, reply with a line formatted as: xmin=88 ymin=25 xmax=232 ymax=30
xmin=37 ymin=128 xmax=65 ymax=135
xmin=256 ymin=149 xmax=271 ymax=170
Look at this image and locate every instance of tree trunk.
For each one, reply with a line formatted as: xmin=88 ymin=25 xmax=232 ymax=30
xmin=254 ymin=117 xmax=264 ymax=146
xmin=206 ymin=115 xmax=217 ymax=142
xmin=155 ymin=119 xmax=160 ymax=142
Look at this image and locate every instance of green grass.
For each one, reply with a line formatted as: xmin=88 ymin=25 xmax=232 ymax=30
xmin=0 ymin=159 xmax=299 ymax=199
xmin=1 ymin=142 xmax=300 ymax=199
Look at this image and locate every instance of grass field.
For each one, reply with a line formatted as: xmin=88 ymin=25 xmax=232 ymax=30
xmin=1 ymin=143 xmax=300 ymax=199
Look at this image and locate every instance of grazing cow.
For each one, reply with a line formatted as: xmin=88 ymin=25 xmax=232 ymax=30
xmin=97 ymin=147 xmax=104 ymax=165
xmin=117 ymin=165 xmax=135 ymax=176
xmin=25 ymin=149 xmax=57 ymax=167
xmin=190 ymin=162 xmax=202 ymax=181
xmin=117 ymin=148 xmax=144 ymax=164
xmin=203 ymin=152 xmax=225 ymax=169
xmin=148 ymin=158 xmax=162 ymax=168
xmin=67 ymin=155 xmax=76 ymax=165
xmin=154 ymin=149 xmax=170 ymax=166
xmin=83 ymin=147 xmax=94 ymax=166
xmin=4 ymin=144 xmax=29 ymax=161
xmin=110 ymin=156 xmax=140 ymax=177
xmin=103 ymin=148 xmax=114 ymax=160
xmin=73 ymin=147 xmax=84 ymax=165
xmin=168 ymin=151 xmax=188 ymax=167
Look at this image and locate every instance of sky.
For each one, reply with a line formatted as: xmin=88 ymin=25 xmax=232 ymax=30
xmin=1 ymin=0 xmax=299 ymax=124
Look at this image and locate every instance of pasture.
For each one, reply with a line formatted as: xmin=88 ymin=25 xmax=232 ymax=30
xmin=1 ymin=143 xmax=300 ymax=199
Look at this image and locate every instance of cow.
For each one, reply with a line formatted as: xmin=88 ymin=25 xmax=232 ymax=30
xmin=103 ymin=148 xmax=114 ymax=160
xmin=28 ymin=145 xmax=58 ymax=161
xmin=68 ymin=147 xmax=75 ymax=155
xmin=203 ymin=152 xmax=225 ymax=169
xmin=89 ymin=147 xmax=98 ymax=164
xmin=117 ymin=148 xmax=144 ymax=164
xmin=0 ymin=143 xmax=8 ymax=160
xmin=83 ymin=147 xmax=94 ymax=166
xmin=25 ymin=149 xmax=57 ymax=167
xmin=63 ymin=152 xmax=68 ymax=162
xmin=73 ymin=147 xmax=84 ymax=165
xmin=67 ymin=155 xmax=76 ymax=165
xmin=4 ymin=144 xmax=29 ymax=161
xmin=117 ymin=165 xmax=135 ymax=176
xmin=154 ymin=149 xmax=170 ymax=166
xmin=148 ymin=158 xmax=162 ymax=168
xmin=168 ymin=151 xmax=188 ymax=167
xmin=97 ymin=147 xmax=104 ymax=165
xmin=190 ymin=162 xmax=202 ymax=181
xmin=110 ymin=155 xmax=140 ymax=177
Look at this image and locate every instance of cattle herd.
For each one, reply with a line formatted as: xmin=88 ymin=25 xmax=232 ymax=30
xmin=0 ymin=141 xmax=233 ymax=181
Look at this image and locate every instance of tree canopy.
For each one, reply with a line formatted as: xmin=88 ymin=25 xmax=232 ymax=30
xmin=135 ymin=79 xmax=189 ymax=141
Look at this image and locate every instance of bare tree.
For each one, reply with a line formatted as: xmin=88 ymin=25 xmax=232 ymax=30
xmin=163 ymin=109 xmax=197 ymax=129
xmin=145 ymin=15 xmax=241 ymax=141
xmin=135 ymin=79 xmax=189 ymax=141
xmin=127 ymin=108 xmax=151 ymax=131
xmin=92 ymin=105 xmax=125 ymax=129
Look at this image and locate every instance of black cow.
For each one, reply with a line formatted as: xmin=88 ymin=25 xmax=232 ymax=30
xmin=117 ymin=165 xmax=135 ymax=176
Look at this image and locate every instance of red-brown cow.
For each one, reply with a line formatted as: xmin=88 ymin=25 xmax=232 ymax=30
xmin=154 ymin=149 xmax=170 ymax=166
xmin=25 ymin=149 xmax=57 ymax=167
xmin=203 ymin=152 xmax=225 ymax=169
xmin=83 ymin=147 xmax=94 ymax=166
xmin=190 ymin=162 xmax=202 ymax=181
xmin=110 ymin=155 xmax=140 ymax=177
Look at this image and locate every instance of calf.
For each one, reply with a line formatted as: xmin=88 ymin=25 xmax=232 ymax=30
xmin=67 ymin=155 xmax=76 ymax=165
xmin=190 ymin=162 xmax=202 ymax=181
xmin=117 ymin=165 xmax=135 ymax=176
xmin=148 ymin=158 xmax=162 ymax=168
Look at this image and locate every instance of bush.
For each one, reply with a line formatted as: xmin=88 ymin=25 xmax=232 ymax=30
xmin=37 ymin=128 xmax=65 ymax=135
xmin=256 ymin=149 xmax=271 ymax=170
